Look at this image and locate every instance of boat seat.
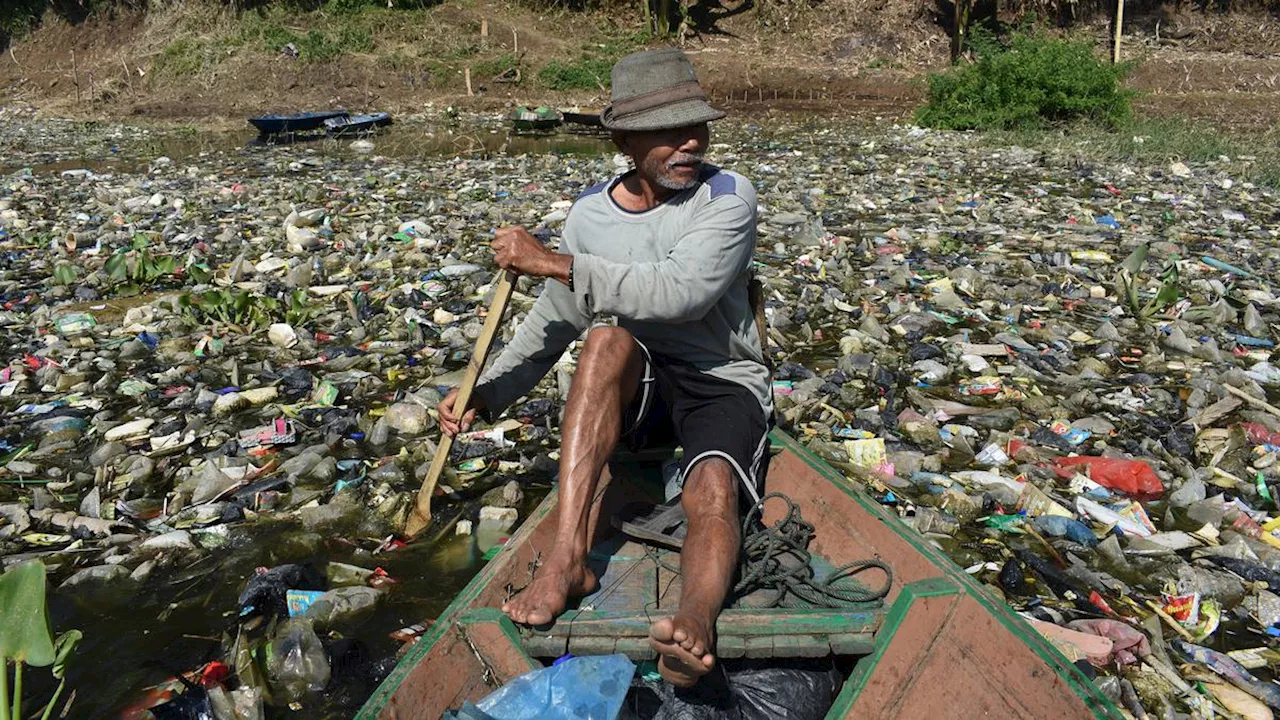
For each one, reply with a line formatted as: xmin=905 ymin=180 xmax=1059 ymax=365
xmin=519 ymin=607 xmax=882 ymax=662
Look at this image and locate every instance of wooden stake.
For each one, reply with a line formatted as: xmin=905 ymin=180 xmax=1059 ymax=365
xmin=513 ymin=29 xmax=518 ymax=55
xmin=1222 ymin=383 xmax=1280 ymax=420
xmin=1144 ymin=600 xmax=1196 ymax=642
xmin=465 ymin=67 xmax=473 ymax=96
xmin=404 ymin=270 xmax=517 ymax=539
xmin=480 ymin=18 xmax=488 ymax=48
xmin=72 ymin=49 xmax=80 ymax=104
xmin=1112 ymin=0 xmax=1124 ymax=64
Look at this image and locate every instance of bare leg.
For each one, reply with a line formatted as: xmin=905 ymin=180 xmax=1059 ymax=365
xmin=650 ymin=458 xmax=740 ymax=686
xmin=502 ymin=326 xmax=644 ymax=625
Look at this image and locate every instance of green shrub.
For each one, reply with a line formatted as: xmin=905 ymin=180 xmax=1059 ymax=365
xmin=915 ymin=31 xmax=1134 ymax=131
xmin=538 ymin=56 xmax=613 ymax=90
xmin=474 ymin=52 xmax=518 ymax=78
xmin=1 ymin=0 xmax=47 ymax=47
xmin=153 ymin=38 xmax=217 ymax=77
xmin=337 ymin=25 xmax=374 ymax=52
xmin=295 ymin=29 xmax=336 ymax=60
xmin=329 ymin=0 xmax=379 ymax=13
xmin=232 ymin=17 xmax=300 ymax=52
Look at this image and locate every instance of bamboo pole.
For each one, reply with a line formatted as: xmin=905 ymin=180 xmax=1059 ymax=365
xmin=1112 ymin=0 xmax=1124 ymax=64
xmin=404 ymin=270 xmax=517 ymax=539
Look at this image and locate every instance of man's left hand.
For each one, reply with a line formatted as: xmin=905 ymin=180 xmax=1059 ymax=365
xmin=492 ymin=227 xmax=571 ymax=283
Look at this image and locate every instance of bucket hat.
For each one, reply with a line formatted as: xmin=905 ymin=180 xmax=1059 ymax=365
xmin=600 ymin=48 xmax=726 ymax=131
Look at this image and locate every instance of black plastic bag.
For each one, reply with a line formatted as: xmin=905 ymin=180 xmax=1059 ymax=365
xmin=623 ymin=658 xmax=842 ymax=720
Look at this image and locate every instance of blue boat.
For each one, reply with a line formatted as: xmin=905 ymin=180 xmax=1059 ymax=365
xmin=248 ymin=111 xmax=349 ymax=136
xmin=324 ymin=112 xmax=393 ymax=136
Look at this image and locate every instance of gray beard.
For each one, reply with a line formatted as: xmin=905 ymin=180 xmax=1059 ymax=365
xmin=655 ymin=173 xmax=699 ymax=190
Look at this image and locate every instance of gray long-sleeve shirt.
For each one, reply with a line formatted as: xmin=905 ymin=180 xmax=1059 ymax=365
xmin=473 ymin=165 xmax=772 ymax=418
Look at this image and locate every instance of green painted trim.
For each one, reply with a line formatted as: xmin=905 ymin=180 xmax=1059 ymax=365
xmin=772 ymin=430 xmax=1125 ymax=719
xmin=458 ymin=608 xmax=540 ymax=673
xmin=354 ymin=489 xmax=561 ymax=719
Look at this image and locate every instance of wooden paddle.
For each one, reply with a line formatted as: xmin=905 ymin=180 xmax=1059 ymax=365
xmin=404 ymin=269 xmax=518 ymax=539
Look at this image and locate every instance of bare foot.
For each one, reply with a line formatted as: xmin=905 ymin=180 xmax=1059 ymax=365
xmin=501 ymin=560 xmax=598 ymax=626
xmin=649 ymin=613 xmax=716 ymax=687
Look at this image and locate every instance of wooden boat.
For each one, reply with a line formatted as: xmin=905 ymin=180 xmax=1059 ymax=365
xmin=325 ymin=112 xmax=393 ymax=137
xmin=356 ymin=430 xmax=1123 ymax=719
xmin=561 ymin=110 xmax=603 ymax=127
xmin=247 ymin=111 xmax=348 ymax=136
xmin=509 ymin=105 xmax=562 ymax=133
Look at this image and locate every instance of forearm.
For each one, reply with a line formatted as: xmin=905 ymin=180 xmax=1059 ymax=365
xmin=540 ymin=252 xmax=572 ymax=287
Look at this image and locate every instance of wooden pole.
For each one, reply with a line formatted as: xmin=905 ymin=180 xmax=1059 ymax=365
xmin=1222 ymin=383 xmax=1280 ymax=420
xmin=480 ymin=18 xmax=488 ymax=49
xmin=1112 ymin=0 xmax=1125 ymax=64
xmin=465 ymin=67 xmax=473 ymax=96
xmin=72 ymin=49 xmax=79 ymax=104
xmin=404 ymin=270 xmax=517 ymax=539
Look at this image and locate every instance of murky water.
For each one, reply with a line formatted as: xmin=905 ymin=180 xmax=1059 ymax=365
xmin=24 ymin=490 xmax=547 ymax=719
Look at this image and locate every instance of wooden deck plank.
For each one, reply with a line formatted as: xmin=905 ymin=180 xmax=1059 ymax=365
xmin=531 ymin=608 xmax=883 ymax=638
xmin=744 ymin=636 xmax=774 ymax=659
xmin=771 ymin=634 xmax=833 ymax=658
xmin=719 ymin=635 xmax=746 ymax=659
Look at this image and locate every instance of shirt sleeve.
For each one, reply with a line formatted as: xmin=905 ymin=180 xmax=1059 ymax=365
xmin=473 ymin=229 xmax=592 ymax=418
xmin=569 ymin=194 xmax=756 ymax=324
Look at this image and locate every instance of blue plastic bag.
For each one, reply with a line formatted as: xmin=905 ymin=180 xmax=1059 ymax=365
xmin=450 ymin=654 xmax=635 ymax=720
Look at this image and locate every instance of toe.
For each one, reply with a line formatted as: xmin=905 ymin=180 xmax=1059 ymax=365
xmin=649 ymin=618 xmax=675 ymax=643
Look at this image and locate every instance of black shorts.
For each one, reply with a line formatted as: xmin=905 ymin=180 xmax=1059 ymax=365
xmin=622 ymin=339 xmax=772 ymax=505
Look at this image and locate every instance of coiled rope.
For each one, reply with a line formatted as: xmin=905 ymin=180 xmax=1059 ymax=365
xmin=733 ymin=492 xmax=893 ymax=609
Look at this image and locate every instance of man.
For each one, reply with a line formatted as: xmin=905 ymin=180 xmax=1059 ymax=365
xmin=437 ymin=47 xmax=771 ymax=688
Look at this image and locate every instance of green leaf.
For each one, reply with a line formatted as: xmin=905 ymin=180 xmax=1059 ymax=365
xmin=1120 ymin=243 xmax=1148 ymax=275
xmin=52 ymin=264 xmax=77 ymax=286
xmin=50 ymin=630 xmax=81 ymax=680
xmin=104 ymin=252 xmax=128 ymax=281
xmin=130 ymin=233 xmax=150 ymax=250
xmin=154 ymin=255 xmax=177 ymax=278
xmin=188 ymin=263 xmax=212 ymax=285
xmin=137 ymin=253 xmax=156 ymax=281
xmin=0 ymin=561 xmax=55 ymax=666
xmin=1152 ymin=274 xmax=1177 ymax=308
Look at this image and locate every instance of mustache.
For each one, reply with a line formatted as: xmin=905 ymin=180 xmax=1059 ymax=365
xmin=666 ymin=154 xmax=705 ymax=168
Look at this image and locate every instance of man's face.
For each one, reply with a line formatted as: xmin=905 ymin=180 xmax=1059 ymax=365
xmin=621 ymin=123 xmax=711 ymax=191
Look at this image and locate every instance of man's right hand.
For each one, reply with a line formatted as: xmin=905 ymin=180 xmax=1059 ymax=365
xmin=438 ymin=389 xmax=482 ymax=438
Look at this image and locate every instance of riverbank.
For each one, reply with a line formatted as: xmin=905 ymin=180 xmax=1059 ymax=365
xmin=3 ymin=0 xmax=1280 ymax=132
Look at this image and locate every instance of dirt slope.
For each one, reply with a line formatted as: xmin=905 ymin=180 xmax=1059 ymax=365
xmin=0 ymin=0 xmax=1278 ymax=128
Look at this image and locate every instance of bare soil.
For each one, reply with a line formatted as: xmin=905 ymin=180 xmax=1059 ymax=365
xmin=1 ymin=0 xmax=1278 ymax=130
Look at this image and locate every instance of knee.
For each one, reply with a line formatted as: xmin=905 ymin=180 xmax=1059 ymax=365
xmin=578 ymin=326 xmax=636 ymax=373
xmin=682 ymin=458 xmax=738 ymax=518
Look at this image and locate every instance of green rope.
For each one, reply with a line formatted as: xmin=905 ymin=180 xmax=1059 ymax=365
xmin=733 ymin=493 xmax=893 ymax=609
